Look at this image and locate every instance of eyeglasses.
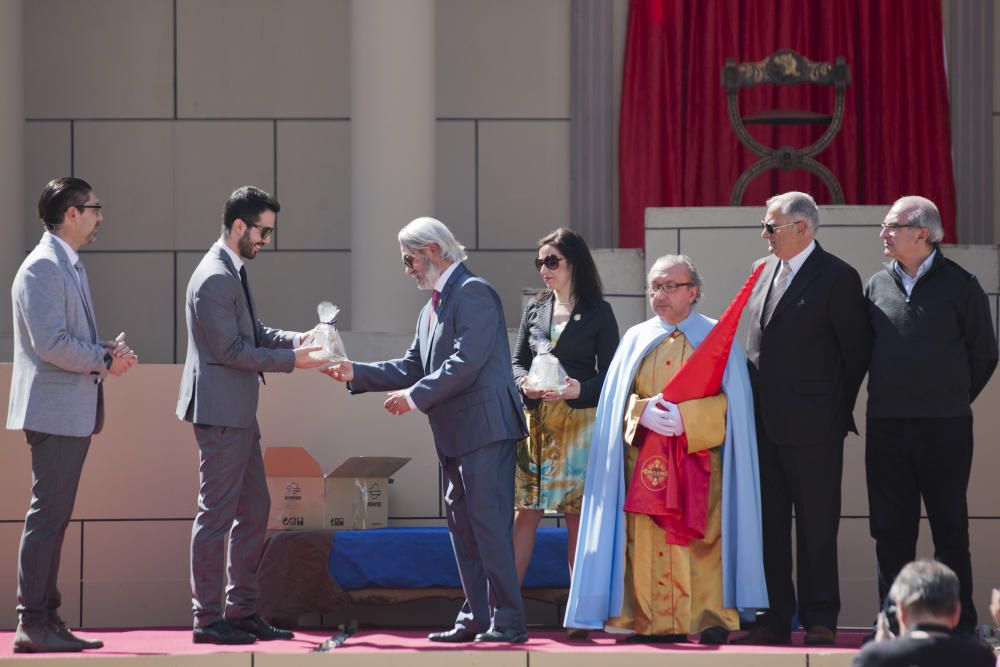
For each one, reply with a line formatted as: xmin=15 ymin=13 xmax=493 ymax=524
xmin=760 ymin=219 xmax=800 ymax=234
xmin=250 ymin=223 xmax=274 ymax=241
xmin=402 ymin=254 xmax=418 ymax=269
xmin=77 ymin=204 xmax=102 ymax=211
xmin=880 ymin=223 xmax=920 ymax=235
xmin=534 ymin=255 xmax=565 ymax=271
xmin=648 ymin=282 xmax=695 ymax=295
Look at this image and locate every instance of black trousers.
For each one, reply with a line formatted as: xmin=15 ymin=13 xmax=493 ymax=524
xmin=866 ymin=416 xmax=976 ymax=634
xmin=756 ymin=432 xmax=843 ymax=634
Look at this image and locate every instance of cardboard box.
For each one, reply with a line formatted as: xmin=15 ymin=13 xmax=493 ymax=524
xmin=263 ymin=447 xmax=325 ymax=530
xmin=325 ymin=456 xmax=410 ymax=530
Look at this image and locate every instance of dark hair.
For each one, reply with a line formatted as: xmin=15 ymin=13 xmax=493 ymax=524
xmin=222 ymin=186 xmax=280 ymax=234
xmin=534 ymin=228 xmax=603 ymax=303
xmin=37 ymin=177 xmax=93 ymax=231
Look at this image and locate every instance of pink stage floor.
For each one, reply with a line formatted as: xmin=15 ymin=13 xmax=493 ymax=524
xmin=0 ymin=627 xmax=868 ymax=658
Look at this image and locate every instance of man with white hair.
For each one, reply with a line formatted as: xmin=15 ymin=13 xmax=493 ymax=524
xmin=864 ymin=196 xmax=997 ymax=637
xmin=737 ymin=191 xmax=870 ymax=646
xmin=324 ymin=217 xmax=529 ymax=643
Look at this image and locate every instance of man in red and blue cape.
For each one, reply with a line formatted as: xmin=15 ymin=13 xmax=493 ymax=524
xmin=564 ymin=255 xmax=767 ymax=644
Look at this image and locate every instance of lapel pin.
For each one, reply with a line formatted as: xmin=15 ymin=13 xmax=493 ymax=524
xmin=573 ymin=314 xmax=581 ymax=321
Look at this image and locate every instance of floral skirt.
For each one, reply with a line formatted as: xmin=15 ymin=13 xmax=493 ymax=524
xmin=514 ymin=400 xmax=596 ymax=514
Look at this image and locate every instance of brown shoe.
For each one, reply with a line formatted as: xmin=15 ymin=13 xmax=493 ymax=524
xmin=731 ymin=625 xmax=791 ymax=646
xmin=50 ymin=621 xmax=104 ymax=649
xmin=804 ymin=625 xmax=836 ymax=646
xmin=12 ymin=622 xmax=83 ymax=653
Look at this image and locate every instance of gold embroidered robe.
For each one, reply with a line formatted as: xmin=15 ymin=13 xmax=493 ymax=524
xmin=605 ymin=330 xmax=739 ymax=635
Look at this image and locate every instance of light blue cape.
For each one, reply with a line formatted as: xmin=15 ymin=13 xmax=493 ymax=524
xmin=564 ymin=312 xmax=768 ymax=629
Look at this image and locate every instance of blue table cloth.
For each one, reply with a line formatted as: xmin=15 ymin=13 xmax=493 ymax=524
xmin=329 ymin=526 xmax=570 ymax=590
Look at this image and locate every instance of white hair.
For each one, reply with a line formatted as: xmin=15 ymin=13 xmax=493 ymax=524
xmin=766 ymin=191 xmax=820 ymax=233
xmin=398 ymin=217 xmax=468 ymax=262
xmin=892 ymin=196 xmax=944 ymax=244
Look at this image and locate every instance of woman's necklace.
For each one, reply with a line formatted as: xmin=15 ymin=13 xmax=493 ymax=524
xmin=554 ymin=295 xmax=575 ymax=307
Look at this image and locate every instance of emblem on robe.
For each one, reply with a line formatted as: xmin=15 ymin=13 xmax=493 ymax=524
xmin=640 ymin=455 xmax=668 ymax=492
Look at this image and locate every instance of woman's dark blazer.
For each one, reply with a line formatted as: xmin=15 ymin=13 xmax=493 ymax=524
xmin=511 ymin=294 xmax=620 ymax=410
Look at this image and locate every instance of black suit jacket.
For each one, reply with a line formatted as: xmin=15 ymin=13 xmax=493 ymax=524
xmin=850 ymin=629 xmax=995 ymax=667
xmin=745 ymin=242 xmax=871 ymax=447
xmin=512 ymin=294 xmax=619 ymax=410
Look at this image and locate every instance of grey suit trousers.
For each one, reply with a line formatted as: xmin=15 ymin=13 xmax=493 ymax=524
xmin=190 ymin=421 xmax=270 ymax=627
xmin=442 ymin=440 xmax=525 ymax=632
xmin=17 ymin=430 xmax=90 ymax=626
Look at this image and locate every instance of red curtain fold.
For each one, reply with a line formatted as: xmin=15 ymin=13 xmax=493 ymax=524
xmin=619 ymin=0 xmax=957 ymax=248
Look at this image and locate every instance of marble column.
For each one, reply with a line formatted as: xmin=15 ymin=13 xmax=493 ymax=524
xmin=350 ymin=0 xmax=435 ymax=332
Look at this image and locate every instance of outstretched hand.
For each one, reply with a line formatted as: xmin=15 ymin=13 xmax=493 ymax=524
xmin=320 ymin=360 xmax=354 ymax=382
xmin=293 ymin=346 xmax=325 ymax=369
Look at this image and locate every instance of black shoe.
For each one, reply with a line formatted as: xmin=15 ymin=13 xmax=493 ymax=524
xmin=804 ymin=625 xmax=836 ymax=646
xmin=474 ymin=627 xmax=529 ymax=643
xmin=427 ymin=627 xmax=478 ymax=643
xmin=731 ymin=626 xmax=791 ymax=646
xmin=699 ymin=626 xmax=729 ymax=645
xmin=226 ymin=614 xmax=294 ymax=641
xmin=620 ymin=633 xmax=688 ymax=644
xmin=193 ymin=620 xmax=256 ymax=645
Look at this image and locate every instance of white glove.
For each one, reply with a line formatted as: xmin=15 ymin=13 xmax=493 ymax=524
xmin=638 ymin=397 xmax=685 ymax=437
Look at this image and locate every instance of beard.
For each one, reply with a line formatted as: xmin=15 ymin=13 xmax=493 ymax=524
xmin=237 ymin=229 xmax=258 ymax=260
xmin=417 ymin=263 xmax=442 ymax=290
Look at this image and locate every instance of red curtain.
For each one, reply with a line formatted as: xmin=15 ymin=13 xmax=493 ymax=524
xmin=619 ymin=0 xmax=957 ymax=247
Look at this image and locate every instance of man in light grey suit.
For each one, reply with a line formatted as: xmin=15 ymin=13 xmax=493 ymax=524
xmin=324 ymin=217 xmax=529 ymax=643
xmin=177 ymin=186 xmax=323 ymax=645
xmin=8 ymin=177 xmax=138 ymax=653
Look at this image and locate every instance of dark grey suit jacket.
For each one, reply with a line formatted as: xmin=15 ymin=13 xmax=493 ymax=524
xmin=745 ymin=242 xmax=871 ymax=447
xmin=349 ymin=263 xmax=527 ymax=459
xmin=176 ymin=242 xmax=297 ymax=428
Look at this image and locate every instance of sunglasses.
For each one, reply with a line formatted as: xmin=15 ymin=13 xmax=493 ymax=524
xmin=534 ymin=255 xmax=565 ymax=271
xmin=760 ymin=219 xmax=800 ymax=235
xmin=250 ymin=223 xmax=274 ymax=241
xmin=402 ymin=254 xmax=418 ymax=269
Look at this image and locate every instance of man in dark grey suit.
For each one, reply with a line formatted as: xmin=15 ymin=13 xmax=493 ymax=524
xmin=177 ymin=186 xmax=323 ymax=645
xmin=8 ymin=177 xmax=138 ymax=653
xmin=324 ymin=217 xmax=529 ymax=643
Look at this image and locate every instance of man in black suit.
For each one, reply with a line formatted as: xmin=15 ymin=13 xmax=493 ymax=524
xmin=735 ymin=191 xmax=870 ymax=646
xmin=851 ymin=560 xmax=994 ymax=667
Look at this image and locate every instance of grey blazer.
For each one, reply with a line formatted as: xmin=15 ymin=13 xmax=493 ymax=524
xmin=350 ymin=263 xmax=528 ymax=459
xmin=176 ymin=243 xmax=297 ymax=429
xmin=7 ymin=233 xmax=108 ymax=438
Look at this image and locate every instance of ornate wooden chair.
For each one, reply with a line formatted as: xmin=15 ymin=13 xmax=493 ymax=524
xmin=722 ymin=49 xmax=850 ymax=205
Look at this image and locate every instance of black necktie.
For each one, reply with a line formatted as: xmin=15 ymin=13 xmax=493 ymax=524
xmin=239 ymin=266 xmax=265 ymax=384
xmin=239 ymin=266 xmax=259 ymax=347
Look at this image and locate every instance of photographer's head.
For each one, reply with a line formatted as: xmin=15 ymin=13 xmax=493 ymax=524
xmin=889 ymin=560 xmax=961 ymax=634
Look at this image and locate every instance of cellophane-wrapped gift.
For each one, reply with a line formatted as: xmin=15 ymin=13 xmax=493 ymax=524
xmin=522 ymin=340 xmax=568 ymax=392
xmin=308 ymin=302 xmax=347 ymax=366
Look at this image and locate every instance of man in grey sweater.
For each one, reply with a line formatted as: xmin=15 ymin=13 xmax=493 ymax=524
xmin=864 ymin=196 xmax=997 ymax=636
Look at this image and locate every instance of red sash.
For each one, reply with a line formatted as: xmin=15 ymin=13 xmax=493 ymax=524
xmin=622 ymin=264 xmax=765 ymax=545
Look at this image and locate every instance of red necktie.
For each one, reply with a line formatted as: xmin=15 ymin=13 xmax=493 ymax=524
xmin=431 ymin=289 xmax=441 ymax=311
